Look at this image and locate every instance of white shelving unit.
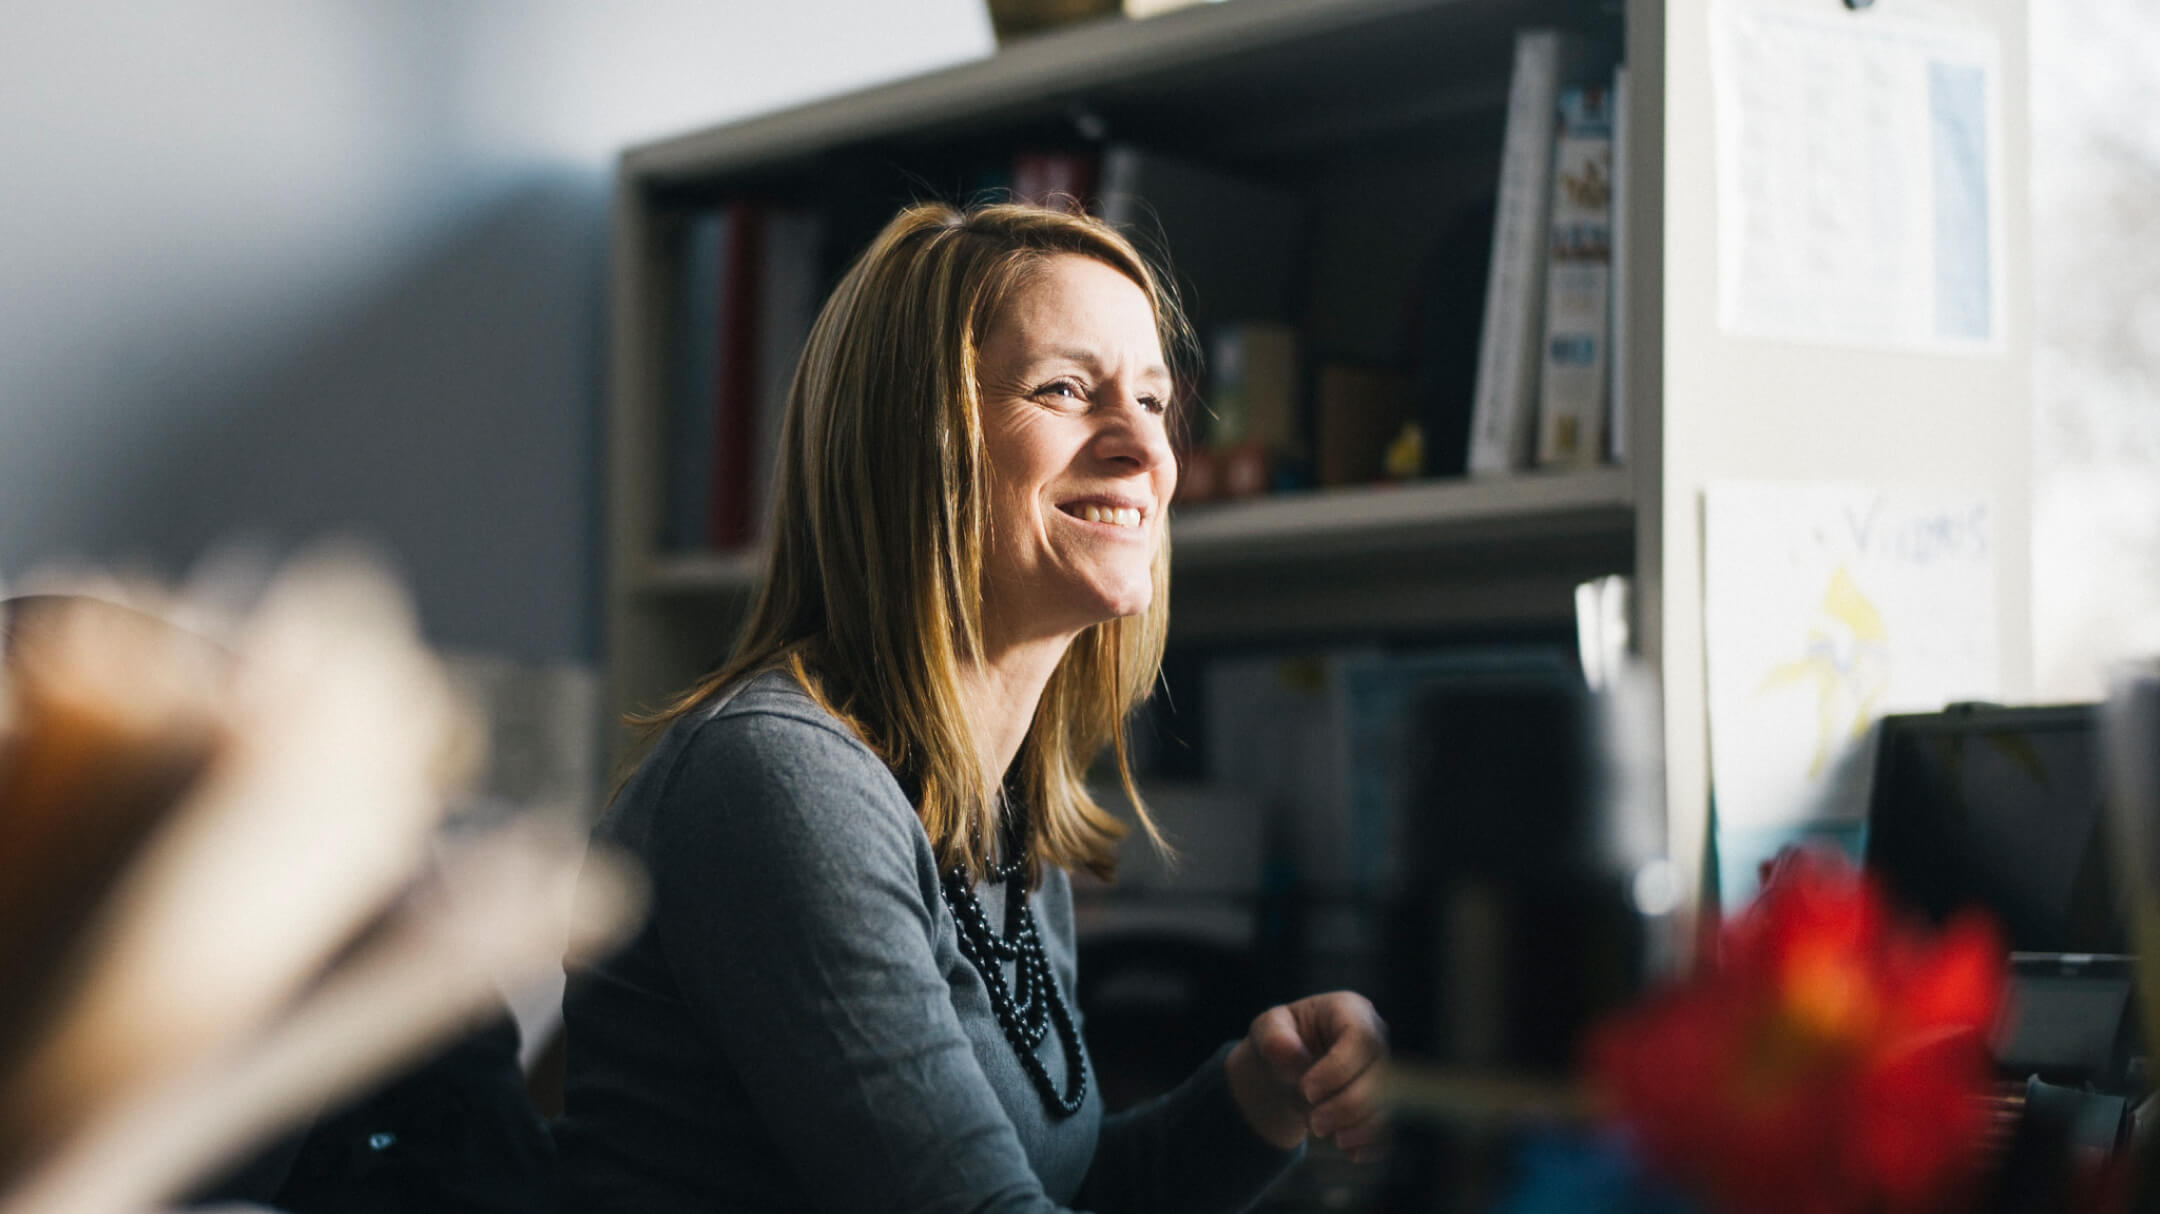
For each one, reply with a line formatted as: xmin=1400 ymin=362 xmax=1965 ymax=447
xmin=638 ymin=467 xmax=1630 ymax=591
xmin=1171 ymin=467 xmax=1632 ymax=565
xmin=605 ymin=0 xmax=2034 ymax=916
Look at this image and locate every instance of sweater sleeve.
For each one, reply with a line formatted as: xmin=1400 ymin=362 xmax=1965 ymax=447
xmin=647 ymin=707 xmax=1067 ymax=1214
xmin=1070 ymin=1046 xmax=1304 ymax=1214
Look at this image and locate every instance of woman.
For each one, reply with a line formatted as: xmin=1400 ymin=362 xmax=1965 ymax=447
xmin=556 ymin=201 xmax=1388 ymax=1213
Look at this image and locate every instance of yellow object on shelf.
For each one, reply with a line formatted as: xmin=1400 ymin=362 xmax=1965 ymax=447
xmin=1385 ymin=423 xmax=1426 ymax=482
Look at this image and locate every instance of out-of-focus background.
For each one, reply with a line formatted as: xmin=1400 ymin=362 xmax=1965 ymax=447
xmin=4 ymin=2 xmax=2154 ymax=714
xmin=4 ymin=2 xmax=2159 ymax=1209
xmin=5 ymin=0 xmax=2153 ymax=739
xmin=0 ymin=0 xmax=996 ymax=814
xmin=2030 ymin=0 xmax=2160 ymax=699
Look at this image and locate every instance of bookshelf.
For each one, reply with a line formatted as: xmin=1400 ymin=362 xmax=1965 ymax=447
xmin=638 ymin=467 xmax=1629 ymax=588
xmin=604 ymin=0 xmax=2034 ymax=925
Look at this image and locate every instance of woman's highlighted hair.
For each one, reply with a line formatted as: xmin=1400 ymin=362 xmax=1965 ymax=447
xmin=638 ymin=201 xmax=1194 ymax=883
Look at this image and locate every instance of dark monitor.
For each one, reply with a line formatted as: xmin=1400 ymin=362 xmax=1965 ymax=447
xmin=1863 ymin=704 xmax=2120 ymax=956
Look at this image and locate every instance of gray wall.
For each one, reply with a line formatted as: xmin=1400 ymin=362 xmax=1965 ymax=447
xmin=0 ymin=0 xmax=991 ymax=662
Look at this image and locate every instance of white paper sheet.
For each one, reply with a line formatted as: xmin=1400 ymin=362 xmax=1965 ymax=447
xmin=1703 ymin=483 xmax=1999 ymax=898
xmin=1710 ymin=1 xmax=2005 ymax=352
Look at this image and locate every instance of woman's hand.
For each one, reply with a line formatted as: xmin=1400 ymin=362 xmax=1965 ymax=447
xmin=1224 ymin=991 xmax=1389 ymax=1161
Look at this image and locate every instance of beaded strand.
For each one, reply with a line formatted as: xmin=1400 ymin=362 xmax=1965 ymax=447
xmin=940 ymin=859 xmax=1088 ymax=1117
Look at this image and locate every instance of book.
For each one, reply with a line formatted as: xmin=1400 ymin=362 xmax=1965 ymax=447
xmin=665 ymin=209 xmax=729 ymax=552
xmin=706 ymin=202 xmax=764 ymax=550
xmin=1012 ymin=150 xmax=1097 ymax=211
xmin=695 ymin=203 xmax=822 ymax=552
xmin=1607 ymin=64 xmax=1631 ymax=465
xmin=1534 ymin=83 xmax=1616 ymax=468
xmin=750 ymin=208 xmax=824 ymax=544
xmin=1466 ymin=30 xmax=1602 ymax=476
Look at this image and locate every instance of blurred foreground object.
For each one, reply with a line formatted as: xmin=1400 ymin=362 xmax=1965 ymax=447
xmin=0 ymin=557 xmax=644 ymax=1214
xmin=2100 ymin=658 xmax=2160 ymax=1213
xmin=1589 ymin=851 xmax=2005 ymax=1214
xmin=2101 ymin=659 xmax=2160 ymax=1067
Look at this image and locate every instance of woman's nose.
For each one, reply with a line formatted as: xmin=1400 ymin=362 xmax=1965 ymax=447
xmin=1090 ymin=393 xmax=1174 ymax=472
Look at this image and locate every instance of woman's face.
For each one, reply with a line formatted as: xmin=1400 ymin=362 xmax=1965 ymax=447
xmin=975 ymin=253 xmax=1177 ymax=649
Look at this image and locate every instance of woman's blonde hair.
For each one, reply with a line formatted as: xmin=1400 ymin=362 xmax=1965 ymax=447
xmin=642 ymin=200 xmax=1192 ymax=884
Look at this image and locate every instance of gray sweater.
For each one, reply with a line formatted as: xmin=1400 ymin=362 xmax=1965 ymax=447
xmin=555 ymin=671 xmax=1297 ymax=1213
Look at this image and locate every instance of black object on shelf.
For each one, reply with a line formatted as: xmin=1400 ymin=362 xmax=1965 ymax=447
xmin=1864 ymin=703 xmax=2118 ymax=955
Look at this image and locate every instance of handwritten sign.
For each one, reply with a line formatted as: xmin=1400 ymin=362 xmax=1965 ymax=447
xmin=1703 ymin=483 xmax=1999 ymax=901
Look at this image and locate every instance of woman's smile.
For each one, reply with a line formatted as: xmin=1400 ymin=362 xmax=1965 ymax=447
xmin=1053 ymin=498 xmax=1150 ymax=531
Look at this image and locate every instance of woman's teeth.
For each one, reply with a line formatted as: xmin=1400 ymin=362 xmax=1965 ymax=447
xmin=1076 ymin=505 xmax=1142 ymax=528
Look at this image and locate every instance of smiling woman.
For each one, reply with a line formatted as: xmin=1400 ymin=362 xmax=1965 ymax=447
xmin=554 ymin=202 xmax=1389 ymax=1214
xmin=977 ymin=253 xmax=1179 ymax=684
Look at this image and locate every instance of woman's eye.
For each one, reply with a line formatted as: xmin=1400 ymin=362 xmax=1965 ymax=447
xmin=1034 ymin=380 xmax=1084 ymax=402
xmin=1138 ymin=395 xmax=1167 ymax=416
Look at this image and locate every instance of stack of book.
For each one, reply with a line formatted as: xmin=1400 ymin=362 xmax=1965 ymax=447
xmin=657 ymin=37 xmax=1629 ymax=553
xmin=1467 ymin=31 xmax=1628 ymax=477
xmin=663 ymin=203 xmax=825 ymax=554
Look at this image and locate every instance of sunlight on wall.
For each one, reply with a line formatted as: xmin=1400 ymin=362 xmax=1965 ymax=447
xmin=2030 ymin=0 xmax=2160 ymax=698
xmin=454 ymin=0 xmax=994 ymax=165
xmin=0 ymin=0 xmax=992 ymax=661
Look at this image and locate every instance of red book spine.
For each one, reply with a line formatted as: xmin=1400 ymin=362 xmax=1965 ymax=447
xmin=707 ymin=203 xmax=764 ymax=549
xmin=1012 ymin=151 xmax=1097 ymax=214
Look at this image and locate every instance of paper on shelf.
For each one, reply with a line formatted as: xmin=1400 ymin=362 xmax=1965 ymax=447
xmin=1710 ymin=1 xmax=2005 ymax=352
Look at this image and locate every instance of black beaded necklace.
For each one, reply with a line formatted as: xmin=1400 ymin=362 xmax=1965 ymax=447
xmin=939 ymin=852 xmax=1088 ymax=1117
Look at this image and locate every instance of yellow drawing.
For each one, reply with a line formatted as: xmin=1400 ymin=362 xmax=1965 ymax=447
xmin=1759 ymin=565 xmax=1892 ymax=777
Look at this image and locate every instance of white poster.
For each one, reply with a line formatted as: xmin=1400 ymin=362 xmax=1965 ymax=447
xmin=1711 ymin=1 xmax=2005 ymax=352
xmin=1703 ymin=483 xmax=1999 ymax=899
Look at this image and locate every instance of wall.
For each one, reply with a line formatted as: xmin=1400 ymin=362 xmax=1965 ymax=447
xmin=0 ymin=0 xmax=992 ymax=663
xmin=1645 ymin=0 xmax=2034 ymax=918
xmin=2029 ymin=0 xmax=2160 ymax=697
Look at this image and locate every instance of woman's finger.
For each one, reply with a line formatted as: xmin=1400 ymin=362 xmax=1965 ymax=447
xmin=1249 ymin=1005 xmax=1313 ymax=1083
xmin=1295 ymin=997 xmax=1386 ymax=1103
xmin=1307 ymin=1063 xmax=1385 ymax=1136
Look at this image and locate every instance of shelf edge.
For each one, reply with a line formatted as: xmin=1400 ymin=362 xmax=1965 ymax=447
xmin=634 ymin=468 xmax=1634 ymax=597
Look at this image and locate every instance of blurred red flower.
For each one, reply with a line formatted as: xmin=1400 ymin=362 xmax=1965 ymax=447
xmin=1590 ymin=850 xmax=2006 ymax=1214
